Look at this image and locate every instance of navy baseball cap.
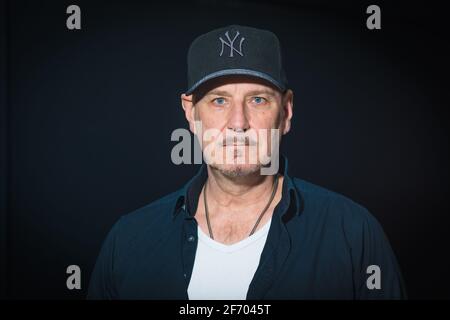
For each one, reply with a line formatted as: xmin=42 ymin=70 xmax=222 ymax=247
xmin=185 ymin=25 xmax=288 ymax=95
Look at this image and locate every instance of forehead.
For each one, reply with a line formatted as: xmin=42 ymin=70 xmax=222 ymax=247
xmin=208 ymin=83 xmax=277 ymax=96
xmin=194 ymin=75 xmax=281 ymax=99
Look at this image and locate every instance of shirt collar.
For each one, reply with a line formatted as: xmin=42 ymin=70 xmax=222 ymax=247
xmin=172 ymin=155 xmax=302 ymax=221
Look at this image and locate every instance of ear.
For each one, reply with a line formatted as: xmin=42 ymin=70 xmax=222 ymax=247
xmin=181 ymin=93 xmax=197 ymax=134
xmin=281 ymin=89 xmax=294 ymax=135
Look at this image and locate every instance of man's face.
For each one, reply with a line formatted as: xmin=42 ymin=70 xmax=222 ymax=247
xmin=182 ymin=76 xmax=293 ymax=177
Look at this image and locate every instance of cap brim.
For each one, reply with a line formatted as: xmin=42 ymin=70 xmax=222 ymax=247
xmin=185 ymin=68 xmax=286 ymax=95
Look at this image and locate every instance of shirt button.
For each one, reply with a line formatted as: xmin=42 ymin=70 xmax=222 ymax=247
xmin=187 ymin=235 xmax=195 ymax=242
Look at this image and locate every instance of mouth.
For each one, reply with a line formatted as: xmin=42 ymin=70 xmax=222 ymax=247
xmin=223 ymin=143 xmax=250 ymax=147
xmin=222 ymin=138 xmax=255 ymax=147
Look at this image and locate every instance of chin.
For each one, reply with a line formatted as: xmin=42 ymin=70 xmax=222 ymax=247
xmin=210 ymin=163 xmax=262 ymax=178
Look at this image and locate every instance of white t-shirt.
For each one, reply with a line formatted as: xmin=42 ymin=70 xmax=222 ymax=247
xmin=187 ymin=218 xmax=272 ymax=300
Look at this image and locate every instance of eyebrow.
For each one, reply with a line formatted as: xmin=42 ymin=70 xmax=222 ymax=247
xmin=206 ymin=90 xmax=233 ymax=97
xmin=244 ymin=89 xmax=277 ymax=97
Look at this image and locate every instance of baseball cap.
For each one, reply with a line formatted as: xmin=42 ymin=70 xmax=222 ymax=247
xmin=185 ymin=24 xmax=288 ymax=95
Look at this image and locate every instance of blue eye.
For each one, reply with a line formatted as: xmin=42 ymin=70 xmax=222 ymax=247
xmin=213 ymin=97 xmax=226 ymax=105
xmin=253 ymin=97 xmax=266 ymax=104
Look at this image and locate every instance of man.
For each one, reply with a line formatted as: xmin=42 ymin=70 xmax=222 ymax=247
xmin=87 ymin=25 xmax=406 ymax=299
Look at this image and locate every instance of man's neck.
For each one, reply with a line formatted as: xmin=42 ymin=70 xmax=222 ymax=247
xmin=205 ymin=166 xmax=280 ymax=210
xmin=194 ymin=166 xmax=283 ymax=244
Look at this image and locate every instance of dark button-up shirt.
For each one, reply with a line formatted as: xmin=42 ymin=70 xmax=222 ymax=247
xmin=87 ymin=156 xmax=407 ymax=299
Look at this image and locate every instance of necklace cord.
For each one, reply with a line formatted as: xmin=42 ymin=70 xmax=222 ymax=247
xmin=203 ymin=174 xmax=280 ymax=240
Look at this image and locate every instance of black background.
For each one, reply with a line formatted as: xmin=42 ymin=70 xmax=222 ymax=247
xmin=1 ymin=0 xmax=449 ymax=299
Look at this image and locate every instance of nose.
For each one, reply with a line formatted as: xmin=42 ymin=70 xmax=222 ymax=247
xmin=227 ymin=102 xmax=250 ymax=132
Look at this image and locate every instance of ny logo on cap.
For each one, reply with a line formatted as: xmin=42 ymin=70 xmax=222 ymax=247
xmin=219 ymin=30 xmax=245 ymax=57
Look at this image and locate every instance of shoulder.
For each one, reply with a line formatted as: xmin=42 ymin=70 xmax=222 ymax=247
xmin=291 ymin=177 xmax=385 ymax=244
xmin=292 ymin=177 xmax=370 ymax=216
xmin=108 ymin=189 xmax=183 ymax=245
xmin=121 ymin=190 xmax=181 ymax=226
